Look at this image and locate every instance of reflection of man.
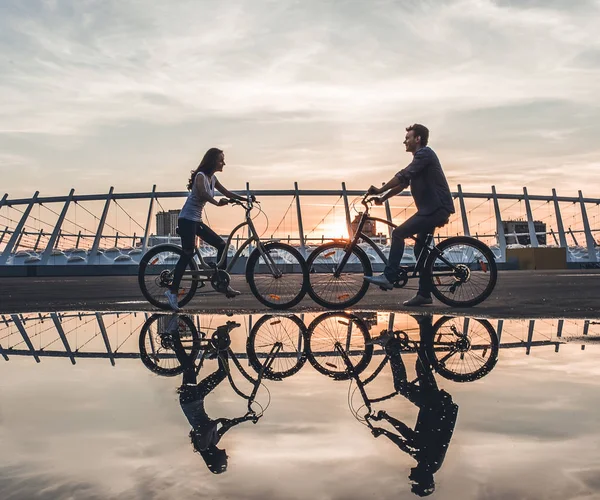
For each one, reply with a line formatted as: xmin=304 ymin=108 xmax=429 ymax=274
xmin=168 ymin=315 xmax=256 ymax=474
xmin=368 ymin=315 xmax=459 ymax=497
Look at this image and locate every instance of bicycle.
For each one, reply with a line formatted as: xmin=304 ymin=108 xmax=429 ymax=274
xmin=138 ymin=196 xmax=309 ymax=310
xmin=138 ymin=314 xmax=276 ymax=418
xmin=303 ymin=312 xmax=499 ymax=383
xmin=306 ymin=194 xmax=498 ymax=309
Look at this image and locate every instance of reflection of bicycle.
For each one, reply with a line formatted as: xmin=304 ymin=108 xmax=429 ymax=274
xmin=303 ymin=313 xmax=499 ymax=383
xmin=139 ymin=314 xmax=281 ymax=417
xmin=138 ymin=197 xmax=308 ymax=310
xmin=306 ymin=194 xmax=498 ymax=309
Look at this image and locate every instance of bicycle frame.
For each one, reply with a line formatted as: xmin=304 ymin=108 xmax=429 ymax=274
xmin=181 ymin=202 xmax=282 ymax=280
xmin=336 ymin=198 xmax=459 ymax=280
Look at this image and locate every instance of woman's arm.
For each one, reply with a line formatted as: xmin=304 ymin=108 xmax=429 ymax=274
xmin=214 ymin=179 xmax=247 ymax=202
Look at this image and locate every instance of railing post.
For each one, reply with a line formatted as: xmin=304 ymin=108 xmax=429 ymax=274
xmin=75 ymin=230 xmax=82 ymax=248
xmin=294 ymin=182 xmax=306 ymax=257
xmin=33 ymin=229 xmax=44 ymax=252
xmin=0 ymin=191 xmax=39 ymax=265
xmin=0 ymin=226 xmax=8 ymax=247
xmin=51 ymin=313 xmax=76 ymax=365
xmin=11 ymin=314 xmax=40 ymax=363
xmin=14 ymin=228 xmax=25 ymax=252
xmin=96 ymin=313 xmax=115 ymax=366
xmin=578 ymin=190 xmax=597 ymax=262
xmin=141 ymin=185 xmax=156 ymax=254
xmin=551 ymin=189 xmax=568 ymax=249
xmin=384 ymin=197 xmax=394 ymax=240
xmin=491 ymin=186 xmax=506 ymax=262
xmin=90 ymin=187 xmax=114 ymax=258
xmin=526 ymin=319 xmax=535 ymax=355
xmin=522 ymin=187 xmax=539 ymax=247
xmin=457 ymin=184 xmax=470 ymax=237
xmin=496 ymin=319 xmax=503 ymax=343
xmin=40 ymin=189 xmax=75 ymax=264
xmin=341 ymin=182 xmax=353 ymax=238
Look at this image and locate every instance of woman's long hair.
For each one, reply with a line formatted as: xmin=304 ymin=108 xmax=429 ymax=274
xmin=187 ymin=148 xmax=223 ymax=190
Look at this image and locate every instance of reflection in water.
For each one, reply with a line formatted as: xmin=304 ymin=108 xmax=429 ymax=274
xmin=1 ymin=310 xmax=600 ymax=497
xmin=141 ymin=316 xmax=267 ymax=474
xmin=137 ymin=311 xmax=499 ymax=494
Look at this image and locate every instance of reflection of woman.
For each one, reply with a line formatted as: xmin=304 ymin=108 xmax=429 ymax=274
xmin=170 ymin=317 xmax=255 ymax=474
xmin=369 ymin=315 xmax=459 ymax=497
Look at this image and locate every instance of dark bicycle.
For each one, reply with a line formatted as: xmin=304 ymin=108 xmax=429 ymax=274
xmin=138 ymin=197 xmax=308 ymax=311
xmin=303 ymin=313 xmax=499 ymax=383
xmin=306 ymin=194 xmax=498 ymax=309
xmin=138 ymin=314 xmax=280 ymax=417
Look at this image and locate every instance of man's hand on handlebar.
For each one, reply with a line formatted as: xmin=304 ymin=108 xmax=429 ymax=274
xmin=218 ymin=198 xmax=230 ymax=206
xmin=367 ymin=185 xmax=381 ymax=195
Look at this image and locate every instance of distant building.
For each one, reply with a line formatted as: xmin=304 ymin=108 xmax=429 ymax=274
xmin=350 ymin=214 xmax=388 ymax=244
xmin=503 ymin=219 xmax=546 ymax=245
xmin=156 ymin=210 xmax=180 ymax=236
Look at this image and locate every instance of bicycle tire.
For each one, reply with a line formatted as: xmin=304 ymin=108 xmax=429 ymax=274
xmin=306 ymin=241 xmax=373 ymax=309
xmin=305 ymin=312 xmax=373 ymax=380
xmin=138 ymin=314 xmax=202 ymax=376
xmin=246 ymin=242 xmax=308 ymax=310
xmin=429 ymin=315 xmax=499 ymax=382
xmin=425 ymin=236 xmax=497 ymax=307
xmin=138 ymin=244 xmax=199 ymax=310
xmin=246 ymin=314 xmax=307 ymax=380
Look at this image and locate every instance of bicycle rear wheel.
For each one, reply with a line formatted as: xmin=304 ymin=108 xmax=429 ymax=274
xmin=138 ymin=244 xmax=199 ymax=309
xmin=429 ymin=316 xmax=499 ymax=382
xmin=306 ymin=242 xmax=372 ymax=309
xmin=138 ymin=314 xmax=202 ymax=376
xmin=305 ymin=312 xmax=373 ymax=380
xmin=426 ymin=236 xmax=497 ymax=307
xmin=246 ymin=242 xmax=308 ymax=310
xmin=246 ymin=314 xmax=307 ymax=380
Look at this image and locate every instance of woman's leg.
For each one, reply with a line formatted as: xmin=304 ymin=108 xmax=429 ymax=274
xmin=196 ymin=222 xmax=228 ymax=270
xmin=169 ymin=218 xmax=196 ymax=293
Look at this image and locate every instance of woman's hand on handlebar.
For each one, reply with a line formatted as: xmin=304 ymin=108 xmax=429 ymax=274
xmin=367 ymin=185 xmax=381 ymax=195
xmin=218 ymin=198 xmax=230 ymax=206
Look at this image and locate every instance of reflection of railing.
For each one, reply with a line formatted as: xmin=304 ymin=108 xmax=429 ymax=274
xmin=1 ymin=311 xmax=597 ymax=365
xmin=0 ymin=184 xmax=599 ymax=267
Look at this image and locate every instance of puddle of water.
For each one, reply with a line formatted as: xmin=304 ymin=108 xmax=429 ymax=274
xmin=1 ymin=311 xmax=600 ymax=499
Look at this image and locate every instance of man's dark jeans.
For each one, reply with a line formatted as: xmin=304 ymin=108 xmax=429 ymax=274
xmin=384 ymin=209 xmax=450 ymax=297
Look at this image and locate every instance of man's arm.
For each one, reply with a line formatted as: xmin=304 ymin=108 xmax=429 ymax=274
xmin=368 ymin=175 xmax=409 ymax=196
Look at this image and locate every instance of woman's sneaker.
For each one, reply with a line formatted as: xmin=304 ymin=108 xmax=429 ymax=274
xmin=164 ymin=290 xmax=181 ymax=311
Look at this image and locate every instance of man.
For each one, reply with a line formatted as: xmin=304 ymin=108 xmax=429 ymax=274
xmin=365 ymin=124 xmax=455 ymax=306
xmin=367 ymin=315 xmax=459 ymax=496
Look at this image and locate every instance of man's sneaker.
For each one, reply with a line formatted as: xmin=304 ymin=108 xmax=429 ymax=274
xmin=364 ymin=273 xmax=394 ymax=290
xmin=403 ymin=294 xmax=433 ymax=307
xmin=164 ymin=290 xmax=181 ymax=311
xmin=224 ymin=286 xmax=241 ymax=299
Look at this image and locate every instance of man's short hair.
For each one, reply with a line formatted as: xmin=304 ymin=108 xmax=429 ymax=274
xmin=406 ymin=124 xmax=429 ymax=146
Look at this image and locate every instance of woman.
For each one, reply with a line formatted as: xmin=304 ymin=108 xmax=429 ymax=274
xmin=165 ymin=148 xmax=248 ymax=311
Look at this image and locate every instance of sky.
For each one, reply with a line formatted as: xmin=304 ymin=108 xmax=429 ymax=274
xmin=2 ymin=0 xmax=600 ymax=202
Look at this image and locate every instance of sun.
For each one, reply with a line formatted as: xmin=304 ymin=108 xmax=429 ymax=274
xmin=319 ymin=221 xmax=349 ymax=239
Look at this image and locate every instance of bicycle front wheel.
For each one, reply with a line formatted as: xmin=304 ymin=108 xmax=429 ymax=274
xmin=138 ymin=244 xmax=198 ymax=309
xmin=426 ymin=236 xmax=497 ymax=307
xmin=429 ymin=316 xmax=499 ymax=382
xmin=246 ymin=242 xmax=308 ymax=310
xmin=138 ymin=314 xmax=202 ymax=376
xmin=306 ymin=242 xmax=372 ymax=309
xmin=246 ymin=314 xmax=307 ymax=380
xmin=305 ymin=312 xmax=373 ymax=380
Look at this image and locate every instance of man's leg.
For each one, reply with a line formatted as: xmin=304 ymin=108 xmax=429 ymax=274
xmin=366 ymin=214 xmax=426 ymax=289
